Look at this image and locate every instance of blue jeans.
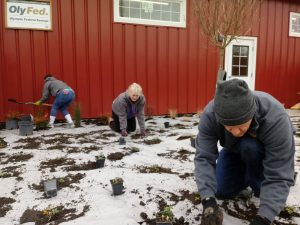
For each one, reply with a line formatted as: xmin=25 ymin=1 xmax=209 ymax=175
xmin=50 ymin=90 xmax=75 ymax=117
xmin=216 ymin=136 xmax=265 ymax=198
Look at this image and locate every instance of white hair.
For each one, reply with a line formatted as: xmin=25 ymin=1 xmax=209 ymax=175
xmin=127 ymin=83 xmax=143 ymax=96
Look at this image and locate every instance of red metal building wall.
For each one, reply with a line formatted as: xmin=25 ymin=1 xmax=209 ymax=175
xmin=0 ymin=0 xmax=300 ymax=121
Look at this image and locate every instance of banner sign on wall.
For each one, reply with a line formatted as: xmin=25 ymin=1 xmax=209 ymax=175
xmin=5 ymin=0 xmax=52 ymax=31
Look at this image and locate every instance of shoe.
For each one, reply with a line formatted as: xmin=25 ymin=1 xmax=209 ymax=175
xmin=48 ymin=123 xmax=54 ymax=128
xmin=67 ymin=122 xmax=75 ymax=128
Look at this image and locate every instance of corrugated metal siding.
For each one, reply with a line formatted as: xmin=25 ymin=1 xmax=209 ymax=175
xmin=0 ymin=0 xmax=300 ymax=121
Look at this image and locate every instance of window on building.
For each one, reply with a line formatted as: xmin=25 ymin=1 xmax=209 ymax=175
xmin=231 ymin=45 xmax=249 ymax=77
xmin=289 ymin=12 xmax=300 ymax=37
xmin=114 ymin=0 xmax=186 ymax=28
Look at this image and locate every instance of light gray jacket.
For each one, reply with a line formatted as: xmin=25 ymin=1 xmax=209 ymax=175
xmin=112 ymin=92 xmax=146 ymax=131
xmin=194 ymin=91 xmax=295 ymax=222
xmin=40 ymin=77 xmax=72 ymax=103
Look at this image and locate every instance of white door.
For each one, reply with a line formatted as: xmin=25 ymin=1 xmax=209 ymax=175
xmin=225 ymin=36 xmax=257 ymax=90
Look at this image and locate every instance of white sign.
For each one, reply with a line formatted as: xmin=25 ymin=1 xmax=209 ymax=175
xmin=5 ymin=0 xmax=52 ymax=30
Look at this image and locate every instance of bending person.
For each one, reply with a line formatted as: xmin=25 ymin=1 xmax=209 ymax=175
xmin=35 ymin=74 xmax=75 ymax=128
xmin=110 ymin=83 xmax=146 ymax=136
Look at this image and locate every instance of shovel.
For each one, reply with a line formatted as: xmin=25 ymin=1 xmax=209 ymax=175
xmin=8 ymin=98 xmax=52 ymax=107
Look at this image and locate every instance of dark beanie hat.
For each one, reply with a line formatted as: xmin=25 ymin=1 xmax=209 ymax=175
xmin=44 ymin=74 xmax=53 ymax=80
xmin=214 ymin=79 xmax=256 ymax=126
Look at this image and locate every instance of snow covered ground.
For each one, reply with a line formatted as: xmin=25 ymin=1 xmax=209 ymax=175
xmin=0 ymin=111 xmax=299 ymax=225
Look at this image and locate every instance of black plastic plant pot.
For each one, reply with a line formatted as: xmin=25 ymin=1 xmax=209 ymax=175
xmin=110 ymin=180 xmax=124 ymax=195
xmin=96 ymin=158 xmax=105 ymax=168
xmin=44 ymin=179 xmax=57 ymax=198
xmin=5 ymin=119 xmax=18 ymax=130
xmin=18 ymin=121 xmax=33 ymax=136
xmin=190 ymin=137 xmax=196 ymax=148
xmin=156 ymin=221 xmax=173 ymax=225
xmin=20 ymin=115 xmax=32 ymax=122
xmin=119 ymin=137 xmax=126 ymax=145
xmin=164 ymin=122 xmax=170 ymax=128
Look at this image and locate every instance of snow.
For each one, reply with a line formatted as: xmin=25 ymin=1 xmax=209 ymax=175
xmin=0 ymin=111 xmax=299 ymax=225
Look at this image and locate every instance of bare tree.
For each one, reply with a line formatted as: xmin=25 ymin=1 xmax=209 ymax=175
xmin=193 ymin=0 xmax=261 ymax=71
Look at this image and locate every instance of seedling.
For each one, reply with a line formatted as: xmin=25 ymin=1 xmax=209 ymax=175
xmin=42 ymin=206 xmax=62 ymax=221
xmin=95 ymin=153 xmax=106 ymax=160
xmin=169 ymin=109 xmax=177 ymax=119
xmin=73 ymin=102 xmax=81 ymax=127
xmin=95 ymin=153 xmax=106 ymax=168
xmin=110 ymin=177 xmax=123 ymax=185
xmin=110 ymin=177 xmax=124 ymax=195
xmin=130 ymin=147 xmax=140 ymax=153
xmin=156 ymin=206 xmax=174 ymax=225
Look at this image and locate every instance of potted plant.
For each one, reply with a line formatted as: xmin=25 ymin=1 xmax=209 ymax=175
xmin=119 ymin=137 xmax=126 ymax=145
xmin=5 ymin=111 xmax=20 ymax=130
xmin=156 ymin=206 xmax=174 ymax=225
xmin=164 ymin=122 xmax=170 ymax=128
xmin=95 ymin=153 xmax=106 ymax=168
xmin=18 ymin=120 xmax=33 ymax=136
xmin=110 ymin=177 xmax=124 ymax=195
xmin=34 ymin=110 xmax=49 ymax=130
xmin=190 ymin=136 xmax=196 ymax=148
xmin=43 ymin=179 xmax=57 ymax=198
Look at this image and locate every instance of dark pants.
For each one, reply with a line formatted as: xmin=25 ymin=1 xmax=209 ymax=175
xmin=216 ymin=136 xmax=265 ymax=198
xmin=110 ymin=111 xmax=136 ymax=133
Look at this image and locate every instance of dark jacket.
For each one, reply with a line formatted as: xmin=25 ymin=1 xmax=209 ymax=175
xmin=194 ymin=91 xmax=295 ymax=222
xmin=112 ymin=92 xmax=146 ymax=131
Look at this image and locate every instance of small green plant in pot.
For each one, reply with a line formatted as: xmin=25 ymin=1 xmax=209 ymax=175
xmin=95 ymin=153 xmax=106 ymax=168
xmin=5 ymin=111 xmax=20 ymax=130
xmin=73 ymin=102 xmax=81 ymax=128
xmin=156 ymin=206 xmax=174 ymax=225
xmin=110 ymin=177 xmax=124 ymax=195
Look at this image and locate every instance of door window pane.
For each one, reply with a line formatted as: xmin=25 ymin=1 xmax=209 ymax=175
xmin=231 ymin=45 xmax=249 ymax=77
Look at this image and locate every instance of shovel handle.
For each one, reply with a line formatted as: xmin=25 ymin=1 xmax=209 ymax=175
xmin=26 ymin=102 xmax=52 ymax=107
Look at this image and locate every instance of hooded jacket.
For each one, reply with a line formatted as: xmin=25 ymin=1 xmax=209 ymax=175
xmin=194 ymin=91 xmax=295 ymax=222
xmin=40 ymin=77 xmax=72 ymax=103
xmin=112 ymin=92 xmax=146 ymax=131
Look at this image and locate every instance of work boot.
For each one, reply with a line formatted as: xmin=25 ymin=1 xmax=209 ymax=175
xmin=67 ymin=122 xmax=75 ymax=128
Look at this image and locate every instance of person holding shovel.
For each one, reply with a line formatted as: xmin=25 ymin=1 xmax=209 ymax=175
xmin=34 ymin=74 xmax=75 ymax=128
xmin=194 ymin=79 xmax=295 ymax=225
xmin=109 ymin=83 xmax=146 ymax=137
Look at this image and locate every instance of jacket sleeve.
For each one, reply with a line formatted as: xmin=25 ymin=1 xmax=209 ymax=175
xmin=117 ymin=98 xmax=129 ymax=131
xmin=258 ymin=114 xmax=295 ymax=222
xmin=39 ymin=83 xmax=50 ymax=103
xmin=194 ymin=110 xmax=219 ymax=199
xmin=136 ymin=96 xmax=146 ymax=130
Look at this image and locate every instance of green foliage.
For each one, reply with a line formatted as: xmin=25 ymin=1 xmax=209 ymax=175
xmin=283 ymin=206 xmax=295 ymax=215
xmin=42 ymin=206 xmax=62 ymax=221
xmin=149 ymin=164 xmax=160 ymax=173
xmin=73 ymin=102 xmax=81 ymax=128
xmin=95 ymin=153 xmax=106 ymax=160
xmin=157 ymin=206 xmax=174 ymax=222
xmin=111 ymin=177 xmax=123 ymax=184
xmin=130 ymin=147 xmax=140 ymax=153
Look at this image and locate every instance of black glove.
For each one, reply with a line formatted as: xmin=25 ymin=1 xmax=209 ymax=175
xmin=201 ymin=197 xmax=223 ymax=225
xmin=249 ymin=215 xmax=271 ymax=225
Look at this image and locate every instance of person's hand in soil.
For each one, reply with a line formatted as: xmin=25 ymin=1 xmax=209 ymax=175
xmin=200 ymin=197 xmax=223 ymax=225
xmin=249 ymin=215 xmax=271 ymax=225
xmin=121 ymin=130 xmax=128 ymax=137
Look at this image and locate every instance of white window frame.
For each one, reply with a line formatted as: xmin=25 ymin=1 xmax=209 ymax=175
xmin=113 ymin=0 xmax=186 ymax=28
xmin=289 ymin=12 xmax=300 ymax=37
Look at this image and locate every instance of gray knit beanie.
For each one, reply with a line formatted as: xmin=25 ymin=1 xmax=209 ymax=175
xmin=214 ymin=79 xmax=256 ymax=126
